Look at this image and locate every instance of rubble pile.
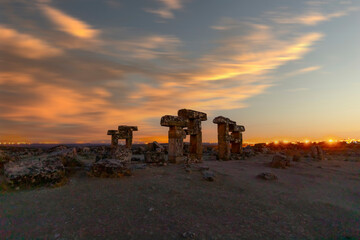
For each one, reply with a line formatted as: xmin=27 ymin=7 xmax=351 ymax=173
xmin=144 ymin=141 xmax=166 ymax=164
xmin=4 ymin=158 xmax=66 ymax=187
xmin=91 ymin=146 xmax=132 ymax=178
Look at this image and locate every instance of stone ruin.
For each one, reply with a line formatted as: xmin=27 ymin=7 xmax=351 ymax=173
xmin=144 ymin=141 xmax=166 ymax=164
xmin=107 ymin=125 xmax=138 ymax=149
xmin=161 ymin=109 xmax=207 ymax=163
xmin=213 ymin=116 xmax=245 ymax=161
xmin=90 ymin=125 xmax=138 ymax=178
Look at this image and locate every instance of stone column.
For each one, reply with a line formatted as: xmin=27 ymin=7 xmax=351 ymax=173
xmin=160 ymin=115 xmax=187 ymax=163
xmin=107 ymin=130 xmax=119 ymax=149
xmin=213 ymin=116 xmax=235 ymax=161
xmin=178 ymin=109 xmax=207 ymax=162
xmin=118 ymin=126 xmax=138 ymax=149
xmin=230 ymin=125 xmax=245 ymax=154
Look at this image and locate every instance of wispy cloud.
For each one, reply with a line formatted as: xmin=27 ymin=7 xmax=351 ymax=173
xmin=0 ymin=0 xmax=357 ymax=142
xmin=39 ymin=4 xmax=99 ymax=39
xmin=0 ymin=25 xmax=62 ymax=59
xmin=146 ymin=0 xmax=184 ymax=19
xmin=269 ymin=6 xmax=358 ymax=25
xmin=285 ymin=66 xmax=322 ymax=77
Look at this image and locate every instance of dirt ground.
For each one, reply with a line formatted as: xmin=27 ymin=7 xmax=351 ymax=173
xmin=1 ymin=154 xmax=359 ymax=239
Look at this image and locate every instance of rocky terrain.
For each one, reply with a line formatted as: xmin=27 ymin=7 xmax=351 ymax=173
xmin=0 ymin=142 xmax=359 ymax=239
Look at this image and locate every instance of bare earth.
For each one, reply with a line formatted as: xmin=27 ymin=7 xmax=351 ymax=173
xmin=1 ymin=154 xmax=359 ymax=239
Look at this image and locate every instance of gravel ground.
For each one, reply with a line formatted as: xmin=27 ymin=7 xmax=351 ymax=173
xmin=1 ymin=154 xmax=359 ymax=239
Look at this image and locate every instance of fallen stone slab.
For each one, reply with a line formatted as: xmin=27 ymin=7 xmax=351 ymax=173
xmin=90 ymin=159 xmax=131 ymax=178
xmin=4 ymin=158 xmax=66 ymax=188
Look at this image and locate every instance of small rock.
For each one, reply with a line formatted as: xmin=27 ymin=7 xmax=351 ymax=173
xmin=257 ymin=172 xmax=278 ymax=180
xmin=182 ymin=231 xmax=196 ymax=239
xmin=202 ymin=170 xmax=215 ymax=181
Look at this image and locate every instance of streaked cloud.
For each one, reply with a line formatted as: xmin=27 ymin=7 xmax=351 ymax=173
xmin=0 ymin=0 xmax=357 ymax=143
xmin=0 ymin=25 xmax=62 ymax=59
xmin=285 ymin=66 xmax=322 ymax=77
xmin=39 ymin=4 xmax=99 ymax=39
xmin=270 ymin=6 xmax=358 ymax=25
xmin=146 ymin=0 xmax=184 ymax=19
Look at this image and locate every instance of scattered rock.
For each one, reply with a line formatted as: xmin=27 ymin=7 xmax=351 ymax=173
xmin=144 ymin=152 xmax=166 ymax=164
xmin=202 ymin=170 xmax=215 ymax=181
xmin=182 ymin=231 xmax=196 ymax=239
xmin=270 ymin=154 xmax=290 ymax=169
xmin=257 ymin=172 xmax=278 ymax=180
xmin=90 ymin=159 xmax=131 ymax=178
xmin=4 ymin=158 xmax=66 ymax=187
xmin=243 ymin=147 xmax=255 ymax=158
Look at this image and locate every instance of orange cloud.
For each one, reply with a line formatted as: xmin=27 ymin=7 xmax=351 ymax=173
xmin=146 ymin=0 xmax=183 ymax=19
xmin=271 ymin=7 xmax=358 ymax=25
xmin=0 ymin=25 xmax=62 ymax=59
xmin=40 ymin=5 xmax=99 ymax=39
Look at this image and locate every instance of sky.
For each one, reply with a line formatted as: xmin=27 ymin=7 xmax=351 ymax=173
xmin=0 ymin=0 xmax=359 ymax=144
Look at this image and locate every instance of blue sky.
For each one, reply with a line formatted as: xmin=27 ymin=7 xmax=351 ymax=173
xmin=0 ymin=0 xmax=359 ymax=143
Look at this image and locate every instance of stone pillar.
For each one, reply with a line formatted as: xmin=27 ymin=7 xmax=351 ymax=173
xmin=160 ymin=115 xmax=187 ymax=163
xmin=213 ymin=116 xmax=235 ymax=161
xmin=118 ymin=126 xmax=138 ymax=149
xmin=107 ymin=126 xmax=138 ymax=150
xmin=231 ymin=125 xmax=245 ymax=154
xmin=214 ymin=116 xmax=245 ymax=160
xmin=107 ymin=130 xmax=119 ymax=149
xmin=178 ymin=109 xmax=207 ymax=162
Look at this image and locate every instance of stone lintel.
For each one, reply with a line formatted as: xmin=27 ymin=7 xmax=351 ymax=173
xmin=160 ymin=115 xmax=188 ymax=127
xmin=178 ymin=109 xmax=207 ymax=121
xmin=118 ymin=125 xmax=138 ymax=131
xmin=107 ymin=130 xmax=118 ymax=135
xmin=232 ymin=125 xmax=245 ymax=133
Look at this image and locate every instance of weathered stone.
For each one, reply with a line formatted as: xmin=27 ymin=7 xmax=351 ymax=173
xmin=179 ymin=109 xmax=207 ymax=162
xmin=311 ymin=145 xmax=325 ymax=161
xmin=90 ymin=159 xmax=131 ymax=177
xmin=243 ymin=146 xmax=255 ymax=157
xmin=213 ymin=116 xmax=245 ymax=160
xmin=4 ymin=158 xmax=66 ymax=187
xmin=178 ymin=109 xmax=207 ymax=121
xmin=270 ymin=154 xmax=290 ymax=168
xmin=202 ymin=170 xmax=215 ymax=181
xmin=257 ymin=172 xmax=278 ymax=180
xmin=161 ymin=109 xmax=207 ymax=163
xmin=147 ymin=141 xmax=164 ymax=152
xmin=144 ymin=152 xmax=166 ymax=163
xmin=107 ymin=125 xmax=138 ymax=149
xmin=160 ymin=115 xmax=188 ymax=127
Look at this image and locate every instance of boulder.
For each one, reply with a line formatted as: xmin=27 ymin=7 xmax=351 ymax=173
xmin=311 ymin=146 xmax=325 ymax=161
xmin=270 ymin=154 xmax=290 ymax=169
xmin=47 ymin=148 xmax=82 ymax=167
xmin=4 ymin=158 xmax=65 ymax=187
xmin=90 ymin=159 xmax=131 ymax=177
